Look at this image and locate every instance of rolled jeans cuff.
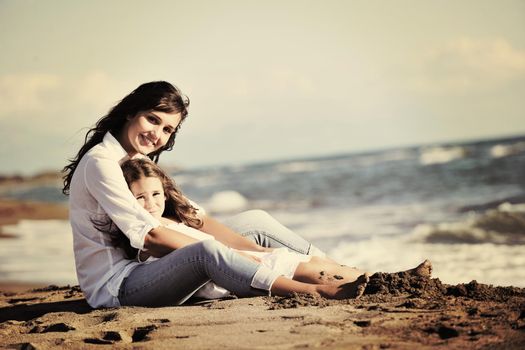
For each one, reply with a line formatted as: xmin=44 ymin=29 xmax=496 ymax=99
xmin=308 ymin=244 xmax=326 ymax=258
xmin=250 ymin=265 xmax=282 ymax=293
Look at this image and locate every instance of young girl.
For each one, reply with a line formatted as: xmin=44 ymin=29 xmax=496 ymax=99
xmin=63 ymin=81 xmax=376 ymax=308
xmin=104 ymin=158 xmax=373 ymax=301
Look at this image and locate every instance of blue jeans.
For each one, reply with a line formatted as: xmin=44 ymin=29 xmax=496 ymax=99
xmin=223 ymin=210 xmax=316 ymax=255
xmin=118 ymin=210 xmax=322 ymax=307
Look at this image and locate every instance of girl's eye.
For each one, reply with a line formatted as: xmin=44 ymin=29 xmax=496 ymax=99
xmin=153 ymin=192 xmax=161 ymax=197
xmin=163 ymin=127 xmax=172 ymax=134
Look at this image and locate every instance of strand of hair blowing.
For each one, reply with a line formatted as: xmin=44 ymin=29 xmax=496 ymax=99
xmin=62 ymin=81 xmax=189 ymax=195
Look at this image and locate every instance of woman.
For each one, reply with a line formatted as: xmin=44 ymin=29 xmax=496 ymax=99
xmin=62 ymin=81 xmax=368 ymax=308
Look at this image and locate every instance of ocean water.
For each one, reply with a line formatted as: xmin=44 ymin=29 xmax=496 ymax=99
xmin=1 ymin=135 xmax=525 ymax=287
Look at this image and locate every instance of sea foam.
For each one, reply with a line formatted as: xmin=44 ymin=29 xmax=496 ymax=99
xmin=206 ymin=191 xmax=248 ymax=214
xmin=419 ymin=146 xmax=467 ymax=165
xmin=410 ymin=202 xmax=525 ymax=245
xmin=490 ymin=141 xmax=525 ymax=158
xmin=330 ymin=236 xmax=525 ymax=288
xmin=0 ymin=220 xmax=77 ymax=285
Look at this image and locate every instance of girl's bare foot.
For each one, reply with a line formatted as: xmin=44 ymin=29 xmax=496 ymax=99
xmin=405 ymin=259 xmax=432 ymax=278
xmin=316 ymin=273 xmax=370 ymax=299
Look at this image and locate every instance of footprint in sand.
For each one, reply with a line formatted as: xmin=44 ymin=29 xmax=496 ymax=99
xmin=84 ymin=330 xmax=133 ymax=344
xmin=132 ymin=325 xmax=158 ymax=342
xmin=29 ymin=322 xmax=75 ymax=333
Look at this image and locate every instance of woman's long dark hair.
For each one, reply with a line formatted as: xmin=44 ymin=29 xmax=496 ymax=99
xmin=93 ymin=158 xmax=203 ymax=259
xmin=62 ymin=81 xmax=189 ymax=195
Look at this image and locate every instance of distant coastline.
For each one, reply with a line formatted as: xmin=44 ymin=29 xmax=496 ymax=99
xmin=0 ymin=198 xmax=68 ymax=236
xmin=0 ymin=171 xmax=62 ymax=190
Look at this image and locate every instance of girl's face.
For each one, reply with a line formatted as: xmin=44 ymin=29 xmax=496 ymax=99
xmin=129 ymin=176 xmax=166 ymax=219
xmin=119 ymin=110 xmax=182 ymax=157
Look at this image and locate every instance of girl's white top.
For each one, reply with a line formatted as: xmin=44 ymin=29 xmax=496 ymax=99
xmin=69 ymin=132 xmax=161 ymax=308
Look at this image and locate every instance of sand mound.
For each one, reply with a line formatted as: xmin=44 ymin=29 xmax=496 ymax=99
xmin=266 ymin=292 xmax=330 ymax=310
xmin=364 ymin=271 xmax=525 ymax=304
xmin=365 ymin=272 xmax=446 ymax=298
xmin=446 ymin=280 xmax=525 ymax=302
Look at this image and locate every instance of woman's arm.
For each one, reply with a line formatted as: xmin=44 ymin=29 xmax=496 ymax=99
xmin=200 ymin=215 xmax=271 ymax=252
xmin=143 ymin=226 xmax=200 ymax=258
xmin=143 ymin=223 xmax=262 ymax=263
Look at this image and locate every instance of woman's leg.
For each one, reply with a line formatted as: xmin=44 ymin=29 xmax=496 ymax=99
xmin=271 ymin=274 xmax=369 ymax=299
xmin=119 ymin=240 xmax=274 ymax=307
xmin=293 ymin=256 xmax=366 ymax=285
xmin=223 ymin=210 xmax=326 ymax=257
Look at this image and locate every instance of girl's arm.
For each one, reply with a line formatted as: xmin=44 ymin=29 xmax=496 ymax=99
xmin=200 ymin=215 xmax=271 ymax=252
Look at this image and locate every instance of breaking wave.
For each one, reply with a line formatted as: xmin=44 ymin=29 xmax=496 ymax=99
xmin=419 ymin=146 xmax=467 ymax=165
xmin=410 ymin=202 xmax=525 ymax=245
xmin=490 ymin=141 xmax=525 ymax=158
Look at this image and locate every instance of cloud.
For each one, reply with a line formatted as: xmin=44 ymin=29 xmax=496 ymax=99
xmin=0 ymin=73 xmax=61 ymax=116
xmin=0 ymin=71 xmax=131 ymax=124
xmin=0 ymin=71 xmax=136 ymax=173
xmin=407 ymin=37 xmax=525 ymax=94
xmin=73 ymin=71 xmax=131 ymax=109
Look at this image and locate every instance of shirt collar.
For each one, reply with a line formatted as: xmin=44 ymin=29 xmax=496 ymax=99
xmin=102 ymin=132 xmax=147 ymax=165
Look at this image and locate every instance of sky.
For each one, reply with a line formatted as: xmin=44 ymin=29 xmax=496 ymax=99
xmin=0 ymin=0 xmax=524 ymax=175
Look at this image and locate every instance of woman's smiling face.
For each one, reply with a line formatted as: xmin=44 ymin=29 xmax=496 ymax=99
xmin=119 ymin=110 xmax=182 ymax=157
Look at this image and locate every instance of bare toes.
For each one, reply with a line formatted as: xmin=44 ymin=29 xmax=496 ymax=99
xmin=413 ymin=259 xmax=432 ymax=278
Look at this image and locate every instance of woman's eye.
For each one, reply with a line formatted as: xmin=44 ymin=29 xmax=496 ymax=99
xmin=163 ymin=127 xmax=172 ymax=134
xmin=153 ymin=192 xmax=161 ymax=197
xmin=147 ymin=116 xmax=158 ymax=124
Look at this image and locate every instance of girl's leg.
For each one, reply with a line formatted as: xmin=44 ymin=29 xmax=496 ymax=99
xmin=223 ymin=210 xmax=326 ymax=257
xmin=271 ymin=274 xmax=370 ymax=299
xmin=118 ymin=240 xmax=277 ymax=307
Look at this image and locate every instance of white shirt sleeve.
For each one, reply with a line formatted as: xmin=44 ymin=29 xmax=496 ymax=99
xmin=83 ymin=155 xmax=160 ymax=250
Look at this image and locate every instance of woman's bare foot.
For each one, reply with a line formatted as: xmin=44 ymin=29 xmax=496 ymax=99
xmin=316 ymin=273 xmax=370 ymax=299
xmin=405 ymin=259 xmax=432 ymax=278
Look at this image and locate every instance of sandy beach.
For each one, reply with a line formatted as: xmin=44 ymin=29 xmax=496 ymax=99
xmin=0 ymin=196 xmax=524 ymax=349
xmin=0 ymin=277 xmax=524 ymax=349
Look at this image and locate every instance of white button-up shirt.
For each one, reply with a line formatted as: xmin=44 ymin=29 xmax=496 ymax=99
xmin=69 ymin=132 xmax=161 ymax=308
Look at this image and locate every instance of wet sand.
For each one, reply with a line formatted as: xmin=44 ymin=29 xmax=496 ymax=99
xmin=1 ymin=274 xmax=524 ymax=349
